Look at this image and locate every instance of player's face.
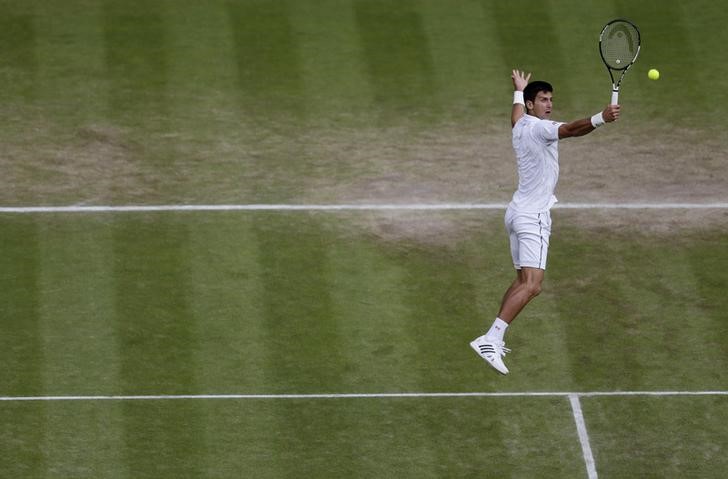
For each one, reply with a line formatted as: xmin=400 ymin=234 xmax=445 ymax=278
xmin=528 ymin=91 xmax=553 ymax=119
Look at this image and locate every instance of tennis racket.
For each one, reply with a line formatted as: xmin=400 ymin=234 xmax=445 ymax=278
xmin=599 ymin=19 xmax=641 ymax=105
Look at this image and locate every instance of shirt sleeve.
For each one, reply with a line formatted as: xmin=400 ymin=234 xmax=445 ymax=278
xmin=533 ymin=119 xmax=563 ymax=142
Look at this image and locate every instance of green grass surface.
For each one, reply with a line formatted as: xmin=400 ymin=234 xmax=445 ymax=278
xmin=2 ymin=212 xmax=728 ymax=476
xmin=2 ymin=212 xmax=727 ymax=393
xmin=2 ymin=0 xmax=727 ymax=205
xmin=1 ymin=0 xmax=728 ymax=477
xmin=1 ymin=396 xmax=590 ymax=478
xmin=584 ymin=396 xmax=728 ymax=477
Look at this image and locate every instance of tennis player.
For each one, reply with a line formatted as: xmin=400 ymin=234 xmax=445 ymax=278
xmin=470 ymin=69 xmax=621 ymax=375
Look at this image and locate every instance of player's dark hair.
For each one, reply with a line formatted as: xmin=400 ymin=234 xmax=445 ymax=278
xmin=523 ymin=81 xmax=553 ymax=105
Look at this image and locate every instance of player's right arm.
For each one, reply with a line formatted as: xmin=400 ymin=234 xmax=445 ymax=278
xmin=558 ymin=104 xmax=620 ymax=139
xmin=511 ymin=69 xmax=531 ymax=127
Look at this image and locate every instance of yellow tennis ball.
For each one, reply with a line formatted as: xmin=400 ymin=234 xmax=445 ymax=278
xmin=648 ymin=69 xmax=660 ymax=80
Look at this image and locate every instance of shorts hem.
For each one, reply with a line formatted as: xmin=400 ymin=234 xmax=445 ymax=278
xmin=515 ymin=263 xmax=546 ymax=270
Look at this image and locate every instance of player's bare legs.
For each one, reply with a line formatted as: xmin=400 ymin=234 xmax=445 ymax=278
xmin=497 ymin=267 xmax=544 ymax=323
xmin=470 ymin=267 xmax=543 ymax=374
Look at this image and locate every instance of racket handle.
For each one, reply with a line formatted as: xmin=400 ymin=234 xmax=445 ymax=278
xmin=610 ymin=89 xmax=619 ymax=105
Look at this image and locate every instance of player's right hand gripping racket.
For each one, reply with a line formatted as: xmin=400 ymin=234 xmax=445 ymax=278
xmin=599 ymin=19 xmax=641 ymax=105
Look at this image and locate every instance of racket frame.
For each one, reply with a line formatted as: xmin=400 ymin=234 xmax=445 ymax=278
xmin=599 ymin=18 xmax=641 ymax=105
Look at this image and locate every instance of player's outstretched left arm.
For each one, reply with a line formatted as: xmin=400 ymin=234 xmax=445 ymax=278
xmin=511 ymin=69 xmax=531 ymax=127
xmin=558 ymin=104 xmax=620 ymax=139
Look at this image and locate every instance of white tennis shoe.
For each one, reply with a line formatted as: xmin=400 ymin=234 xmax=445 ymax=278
xmin=470 ymin=335 xmax=511 ymax=375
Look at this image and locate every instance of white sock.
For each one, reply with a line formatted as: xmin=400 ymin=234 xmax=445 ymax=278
xmin=485 ymin=318 xmax=509 ymax=341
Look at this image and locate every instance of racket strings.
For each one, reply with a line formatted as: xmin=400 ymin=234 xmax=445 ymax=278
xmin=600 ymin=22 xmax=640 ymax=70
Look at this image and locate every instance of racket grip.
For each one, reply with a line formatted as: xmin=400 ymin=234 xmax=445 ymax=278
xmin=610 ymin=89 xmax=619 ymax=105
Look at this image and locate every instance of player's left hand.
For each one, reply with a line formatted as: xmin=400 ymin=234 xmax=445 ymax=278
xmin=511 ymin=69 xmax=531 ymax=91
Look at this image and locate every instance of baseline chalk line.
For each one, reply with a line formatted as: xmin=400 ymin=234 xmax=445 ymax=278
xmin=2 ymin=390 xmax=727 ymax=401
xmin=1 ymin=202 xmax=728 ymax=214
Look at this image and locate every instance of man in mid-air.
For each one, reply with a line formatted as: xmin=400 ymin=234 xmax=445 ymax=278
xmin=471 ymin=69 xmax=621 ymax=375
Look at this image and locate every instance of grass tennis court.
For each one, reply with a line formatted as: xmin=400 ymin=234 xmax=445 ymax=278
xmin=2 ymin=1 xmax=728 ymax=477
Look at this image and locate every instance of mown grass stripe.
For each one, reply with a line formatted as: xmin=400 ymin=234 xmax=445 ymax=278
xmin=326 ymin=235 xmax=420 ymax=390
xmin=227 ymin=0 xmax=304 ymax=117
xmin=34 ymin=1 xmax=107 ymax=124
xmin=252 ymin=215 xmax=349 ymax=391
xmin=290 ymin=0 xmax=373 ymax=118
xmin=104 ymin=3 xmax=168 ymax=119
xmin=110 ymin=216 xmax=204 ymax=476
xmin=164 ymin=0 xmax=239 ymax=132
xmin=0 ymin=12 xmax=37 ymax=101
xmin=187 ymin=215 xmax=268 ymax=391
xmin=417 ymin=0 xmax=497 ymax=116
xmin=0 ymin=217 xmax=45 ymax=476
xmin=186 ymin=214 xmax=276 ymax=476
xmin=354 ymin=0 xmax=437 ymax=116
xmin=36 ymin=218 xmax=126 ymax=477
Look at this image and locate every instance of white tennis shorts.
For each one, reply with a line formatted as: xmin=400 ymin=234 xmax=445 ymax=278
xmin=504 ymin=206 xmax=552 ymax=270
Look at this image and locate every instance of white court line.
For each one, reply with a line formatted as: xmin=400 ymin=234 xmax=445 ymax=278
xmin=1 ymin=202 xmax=728 ymax=213
xmin=1 ymin=203 xmax=506 ymax=213
xmin=2 ymin=390 xmax=727 ymax=401
xmin=569 ymin=394 xmax=599 ymax=479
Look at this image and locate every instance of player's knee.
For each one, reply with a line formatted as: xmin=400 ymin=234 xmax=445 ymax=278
xmin=525 ymin=280 xmax=542 ymax=298
xmin=518 ymin=268 xmax=544 ymax=299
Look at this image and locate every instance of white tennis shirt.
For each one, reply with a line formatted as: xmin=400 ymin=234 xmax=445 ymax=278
xmin=509 ymin=114 xmax=565 ymax=213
